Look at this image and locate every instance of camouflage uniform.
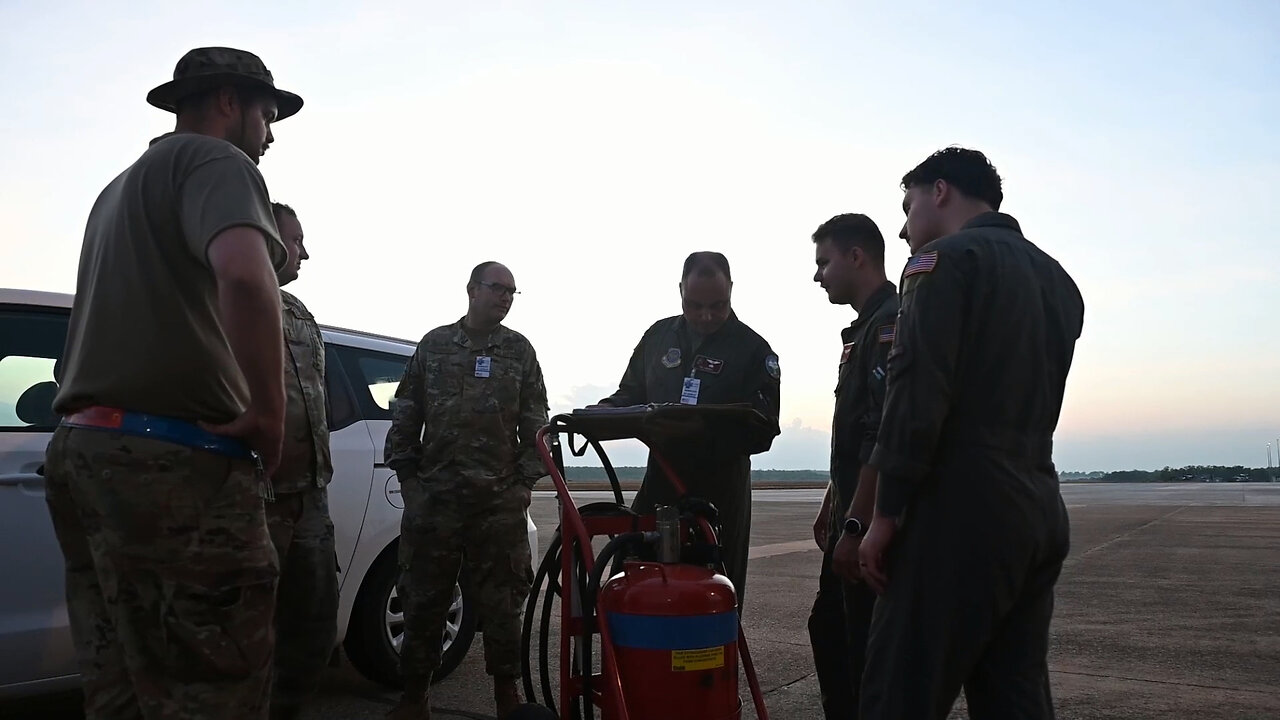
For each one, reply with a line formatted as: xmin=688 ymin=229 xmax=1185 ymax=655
xmin=43 ymin=46 xmax=300 ymax=720
xmin=384 ymin=319 xmax=548 ymax=685
xmin=266 ymin=290 xmax=338 ymax=718
xmin=44 ymin=428 xmax=277 ymax=720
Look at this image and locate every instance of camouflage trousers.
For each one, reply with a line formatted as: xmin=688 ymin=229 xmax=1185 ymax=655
xmin=43 ymin=426 xmax=278 ymax=720
xmin=397 ymin=478 xmax=534 ymax=683
xmin=264 ymin=486 xmax=338 ymax=716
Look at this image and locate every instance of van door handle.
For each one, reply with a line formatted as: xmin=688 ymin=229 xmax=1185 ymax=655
xmin=0 ymin=473 xmax=45 ymax=487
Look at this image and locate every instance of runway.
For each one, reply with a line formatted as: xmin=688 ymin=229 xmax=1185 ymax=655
xmin=8 ymin=483 xmax=1278 ymax=719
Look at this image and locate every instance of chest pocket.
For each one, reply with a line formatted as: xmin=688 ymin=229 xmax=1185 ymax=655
xmin=284 ymin=304 xmax=324 ymax=377
xmin=468 ymin=349 xmax=523 ymax=415
xmin=423 ymin=343 xmax=460 ymax=403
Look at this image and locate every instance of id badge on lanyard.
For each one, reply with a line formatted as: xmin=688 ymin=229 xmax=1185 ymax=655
xmin=680 ymin=376 xmax=701 ymax=405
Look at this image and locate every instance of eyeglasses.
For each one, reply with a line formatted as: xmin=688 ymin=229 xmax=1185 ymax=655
xmin=478 ymin=281 xmax=520 ymax=297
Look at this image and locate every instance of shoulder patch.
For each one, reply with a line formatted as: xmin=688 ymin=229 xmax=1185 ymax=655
xmin=877 ymin=324 xmax=896 ymax=344
xmin=765 ymin=353 xmax=780 ymax=380
xmin=903 ymin=251 xmax=938 ymax=278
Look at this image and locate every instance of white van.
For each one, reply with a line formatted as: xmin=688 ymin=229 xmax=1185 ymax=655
xmin=0 ymin=287 xmax=537 ymax=697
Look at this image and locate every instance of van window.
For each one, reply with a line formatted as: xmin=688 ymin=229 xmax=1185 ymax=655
xmin=323 ymin=344 xmax=360 ymax=431
xmin=332 ymin=346 xmax=410 ymax=421
xmin=0 ymin=309 xmax=69 ymax=430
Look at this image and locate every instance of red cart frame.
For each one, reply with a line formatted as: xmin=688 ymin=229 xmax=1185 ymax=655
xmin=530 ymin=404 xmax=771 ymax=720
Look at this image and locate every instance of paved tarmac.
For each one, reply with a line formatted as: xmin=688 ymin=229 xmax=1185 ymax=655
xmin=7 ymin=483 xmax=1279 ymax=719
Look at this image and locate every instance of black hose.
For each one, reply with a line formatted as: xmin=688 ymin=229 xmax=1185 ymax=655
xmin=539 ymin=550 xmax=558 ymax=707
xmin=520 ymin=502 xmax=647 ymax=719
xmin=586 ymin=436 xmax=625 ymax=506
xmin=522 ymin=528 xmax=562 ymax=703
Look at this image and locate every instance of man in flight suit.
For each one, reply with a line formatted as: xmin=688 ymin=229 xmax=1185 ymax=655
xmin=44 ymin=47 xmax=299 ymax=720
xmin=267 ymin=202 xmax=339 ymax=720
xmin=384 ymin=261 xmax=548 ymax=720
xmin=858 ymin=148 xmax=1085 ymax=719
xmin=806 ymin=214 xmax=898 ymax=719
xmin=596 ymin=251 xmax=781 ymax=611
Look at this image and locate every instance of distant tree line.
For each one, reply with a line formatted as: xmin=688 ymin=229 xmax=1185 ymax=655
xmin=563 ymin=466 xmax=828 ymax=484
xmin=1059 ymin=465 xmax=1277 ymax=483
xmin=560 ymin=465 xmax=1278 ymax=485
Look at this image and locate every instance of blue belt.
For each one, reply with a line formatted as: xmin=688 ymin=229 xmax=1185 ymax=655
xmin=63 ymin=406 xmax=254 ymax=460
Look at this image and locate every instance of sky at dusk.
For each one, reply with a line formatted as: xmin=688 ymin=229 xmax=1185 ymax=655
xmin=3 ymin=1 xmax=1277 ymax=472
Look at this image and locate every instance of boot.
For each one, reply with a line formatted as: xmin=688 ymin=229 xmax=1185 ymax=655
xmin=494 ymin=675 xmax=522 ymax=718
xmin=386 ymin=677 xmax=430 ymax=720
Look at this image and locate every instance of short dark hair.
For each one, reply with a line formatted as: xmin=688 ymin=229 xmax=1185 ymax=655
xmin=901 ymin=147 xmax=1003 ymax=210
xmin=681 ymin=251 xmax=731 ymax=283
xmin=468 ymin=260 xmax=501 ymax=288
xmin=271 ymin=202 xmax=296 ymax=222
xmin=811 ymin=213 xmax=885 ymax=263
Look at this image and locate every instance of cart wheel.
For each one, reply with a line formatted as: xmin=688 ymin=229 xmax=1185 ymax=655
xmin=504 ymin=704 xmax=557 ymax=720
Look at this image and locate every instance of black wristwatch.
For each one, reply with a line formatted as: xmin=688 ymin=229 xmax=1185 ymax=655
xmin=843 ymin=517 xmax=865 ymax=537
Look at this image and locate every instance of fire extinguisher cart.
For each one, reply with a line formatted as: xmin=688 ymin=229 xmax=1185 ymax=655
xmin=519 ymin=402 xmax=773 ymax=720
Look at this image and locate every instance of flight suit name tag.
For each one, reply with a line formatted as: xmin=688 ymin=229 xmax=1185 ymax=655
xmin=693 ymin=355 xmax=724 ymax=374
xmin=475 ymin=356 xmax=491 ymax=378
xmin=680 ymin=377 xmax=701 ymax=405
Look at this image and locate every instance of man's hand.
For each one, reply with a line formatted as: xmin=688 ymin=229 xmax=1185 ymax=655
xmin=202 ymin=409 xmax=284 ymax=477
xmin=831 ymin=531 xmax=863 ymax=583
xmin=858 ymin=512 xmax=899 ymax=595
xmin=813 ymin=488 xmax=832 ymax=551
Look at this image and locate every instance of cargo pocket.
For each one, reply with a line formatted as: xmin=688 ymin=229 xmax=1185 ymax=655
xmin=160 ymin=566 xmax=277 ymax=681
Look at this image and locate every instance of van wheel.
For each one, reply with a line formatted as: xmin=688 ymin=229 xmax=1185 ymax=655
xmin=344 ymin=544 xmax=478 ymax=689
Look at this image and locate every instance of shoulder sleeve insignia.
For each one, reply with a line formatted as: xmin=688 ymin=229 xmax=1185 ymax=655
xmin=877 ymin=324 xmax=896 ymax=344
xmin=765 ymin=353 xmax=780 ymax=380
xmin=903 ymin=250 xmax=938 ymax=278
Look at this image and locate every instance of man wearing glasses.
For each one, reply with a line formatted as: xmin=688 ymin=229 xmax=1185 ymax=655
xmin=384 ymin=261 xmax=549 ymax=720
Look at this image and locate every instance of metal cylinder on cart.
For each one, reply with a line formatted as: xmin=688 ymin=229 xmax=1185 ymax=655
xmin=596 ymin=507 xmax=742 ymax=720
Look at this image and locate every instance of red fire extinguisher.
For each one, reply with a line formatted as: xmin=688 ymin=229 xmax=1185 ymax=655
xmin=596 ymin=507 xmax=742 ymax=720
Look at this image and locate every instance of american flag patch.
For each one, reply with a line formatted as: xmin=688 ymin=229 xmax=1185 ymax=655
xmin=903 ymin=251 xmax=938 ymax=277
xmin=878 ymin=324 xmax=895 ymax=343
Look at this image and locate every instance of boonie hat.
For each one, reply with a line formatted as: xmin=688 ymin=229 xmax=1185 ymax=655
xmin=147 ymin=46 xmax=303 ymax=120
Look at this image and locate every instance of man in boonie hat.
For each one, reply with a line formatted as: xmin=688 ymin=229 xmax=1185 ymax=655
xmin=45 ymin=47 xmax=302 ymax=719
xmin=147 ymin=45 xmax=304 ymax=164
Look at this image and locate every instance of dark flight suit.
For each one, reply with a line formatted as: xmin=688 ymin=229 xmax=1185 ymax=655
xmin=600 ymin=312 xmax=781 ymax=610
xmin=808 ymin=281 xmax=898 ymax=720
xmin=862 ymin=212 xmax=1085 ymax=719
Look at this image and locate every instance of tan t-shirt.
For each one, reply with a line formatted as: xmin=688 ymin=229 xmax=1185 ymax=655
xmin=53 ymin=132 xmax=287 ymax=424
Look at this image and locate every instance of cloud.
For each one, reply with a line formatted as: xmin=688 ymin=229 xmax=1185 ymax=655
xmin=753 ymin=418 xmax=831 ymax=472
xmin=549 ymin=383 xmax=615 ymax=415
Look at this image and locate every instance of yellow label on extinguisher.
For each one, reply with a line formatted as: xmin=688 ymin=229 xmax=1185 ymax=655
xmin=671 ymin=646 xmax=725 ymax=672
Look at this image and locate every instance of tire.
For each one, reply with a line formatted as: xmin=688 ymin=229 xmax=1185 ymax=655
xmin=343 ymin=543 xmax=478 ymax=689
